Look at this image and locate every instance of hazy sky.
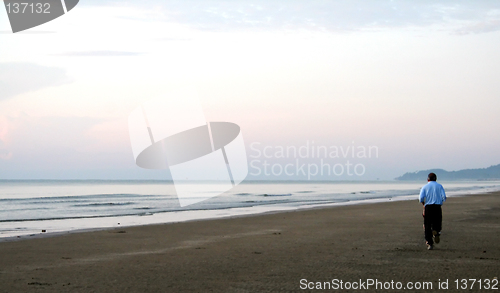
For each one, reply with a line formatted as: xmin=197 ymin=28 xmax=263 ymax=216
xmin=1 ymin=0 xmax=500 ymax=180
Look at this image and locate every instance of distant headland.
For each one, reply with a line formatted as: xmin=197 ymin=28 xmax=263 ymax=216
xmin=395 ymin=164 xmax=500 ymax=181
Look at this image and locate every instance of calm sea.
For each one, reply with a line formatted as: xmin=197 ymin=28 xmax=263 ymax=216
xmin=1 ymin=180 xmax=499 ymax=239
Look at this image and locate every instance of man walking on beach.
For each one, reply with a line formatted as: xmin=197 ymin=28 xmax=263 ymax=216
xmin=419 ymin=172 xmax=446 ymax=250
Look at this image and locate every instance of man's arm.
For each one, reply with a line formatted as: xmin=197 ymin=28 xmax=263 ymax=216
xmin=419 ymin=187 xmax=426 ymax=216
xmin=419 ymin=187 xmax=426 ymax=203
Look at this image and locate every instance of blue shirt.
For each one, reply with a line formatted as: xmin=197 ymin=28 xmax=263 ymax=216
xmin=419 ymin=181 xmax=446 ymax=206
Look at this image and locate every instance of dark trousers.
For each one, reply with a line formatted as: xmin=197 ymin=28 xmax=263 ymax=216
xmin=424 ymin=204 xmax=442 ymax=245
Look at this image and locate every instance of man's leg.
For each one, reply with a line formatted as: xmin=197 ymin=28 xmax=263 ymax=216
xmin=434 ymin=205 xmax=442 ymax=232
xmin=424 ymin=205 xmax=434 ymax=247
xmin=432 ymin=205 xmax=442 ymax=244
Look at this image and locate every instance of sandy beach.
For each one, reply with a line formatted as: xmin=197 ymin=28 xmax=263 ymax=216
xmin=0 ymin=192 xmax=498 ymax=292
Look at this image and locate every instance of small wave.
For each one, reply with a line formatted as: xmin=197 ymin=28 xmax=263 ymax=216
xmin=138 ymin=212 xmax=154 ymax=216
xmin=296 ymin=191 xmax=314 ymax=193
xmin=0 ymin=207 xmax=49 ymax=213
xmin=262 ymin=193 xmax=292 ymax=197
xmin=0 ymin=193 xmax=167 ymax=202
xmin=72 ymin=202 xmax=134 ymax=207
xmin=235 ymin=193 xmax=252 ymax=196
xmin=0 ymin=213 xmax=142 ymax=223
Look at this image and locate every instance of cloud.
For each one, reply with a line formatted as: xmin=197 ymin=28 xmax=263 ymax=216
xmin=53 ymin=51 xmax=144 ymax=57
xmin=0 ymin=63 xmax=72 ymax=101
xmin=155 ymin=37 xmax=193 ymax=42
xmin=80 ymin=0 xmax=500 ymax=33
xmin=0 ymin=150 xmax=13 ymax=160
xmin=0 ymin=138 xmax=10 ymax=160
xmin=0 ymin=116 xmax=11 ymax=160
xmin=456 ymin=19 xmax=500 ymax=35
xmin=0 ymin=114 xmax=131 ymax=168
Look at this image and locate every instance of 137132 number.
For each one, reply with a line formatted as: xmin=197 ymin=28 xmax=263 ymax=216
xmin=455 ymin=278 xmax=499 ymax=290
xmin=5 ymin=3 xmax=50 ymax=14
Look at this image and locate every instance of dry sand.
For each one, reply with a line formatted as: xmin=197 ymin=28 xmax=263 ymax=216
xmin=0 ymin=192 xmax=499 ymax=292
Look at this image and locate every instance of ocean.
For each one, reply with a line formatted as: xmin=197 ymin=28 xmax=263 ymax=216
xmin=1 ymin=180 xmax=499 ymax=240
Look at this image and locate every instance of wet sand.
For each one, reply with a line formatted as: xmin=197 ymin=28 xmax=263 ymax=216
xmin=0 ymin=192 xmax=499 ymax=292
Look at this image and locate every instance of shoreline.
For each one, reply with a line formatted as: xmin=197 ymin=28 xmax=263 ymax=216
xmin=2 ymin=186 xmax=499 ymax=243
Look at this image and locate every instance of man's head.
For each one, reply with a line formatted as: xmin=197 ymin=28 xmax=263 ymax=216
xmin=428 ymin=173 xmax=437 ymax=182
